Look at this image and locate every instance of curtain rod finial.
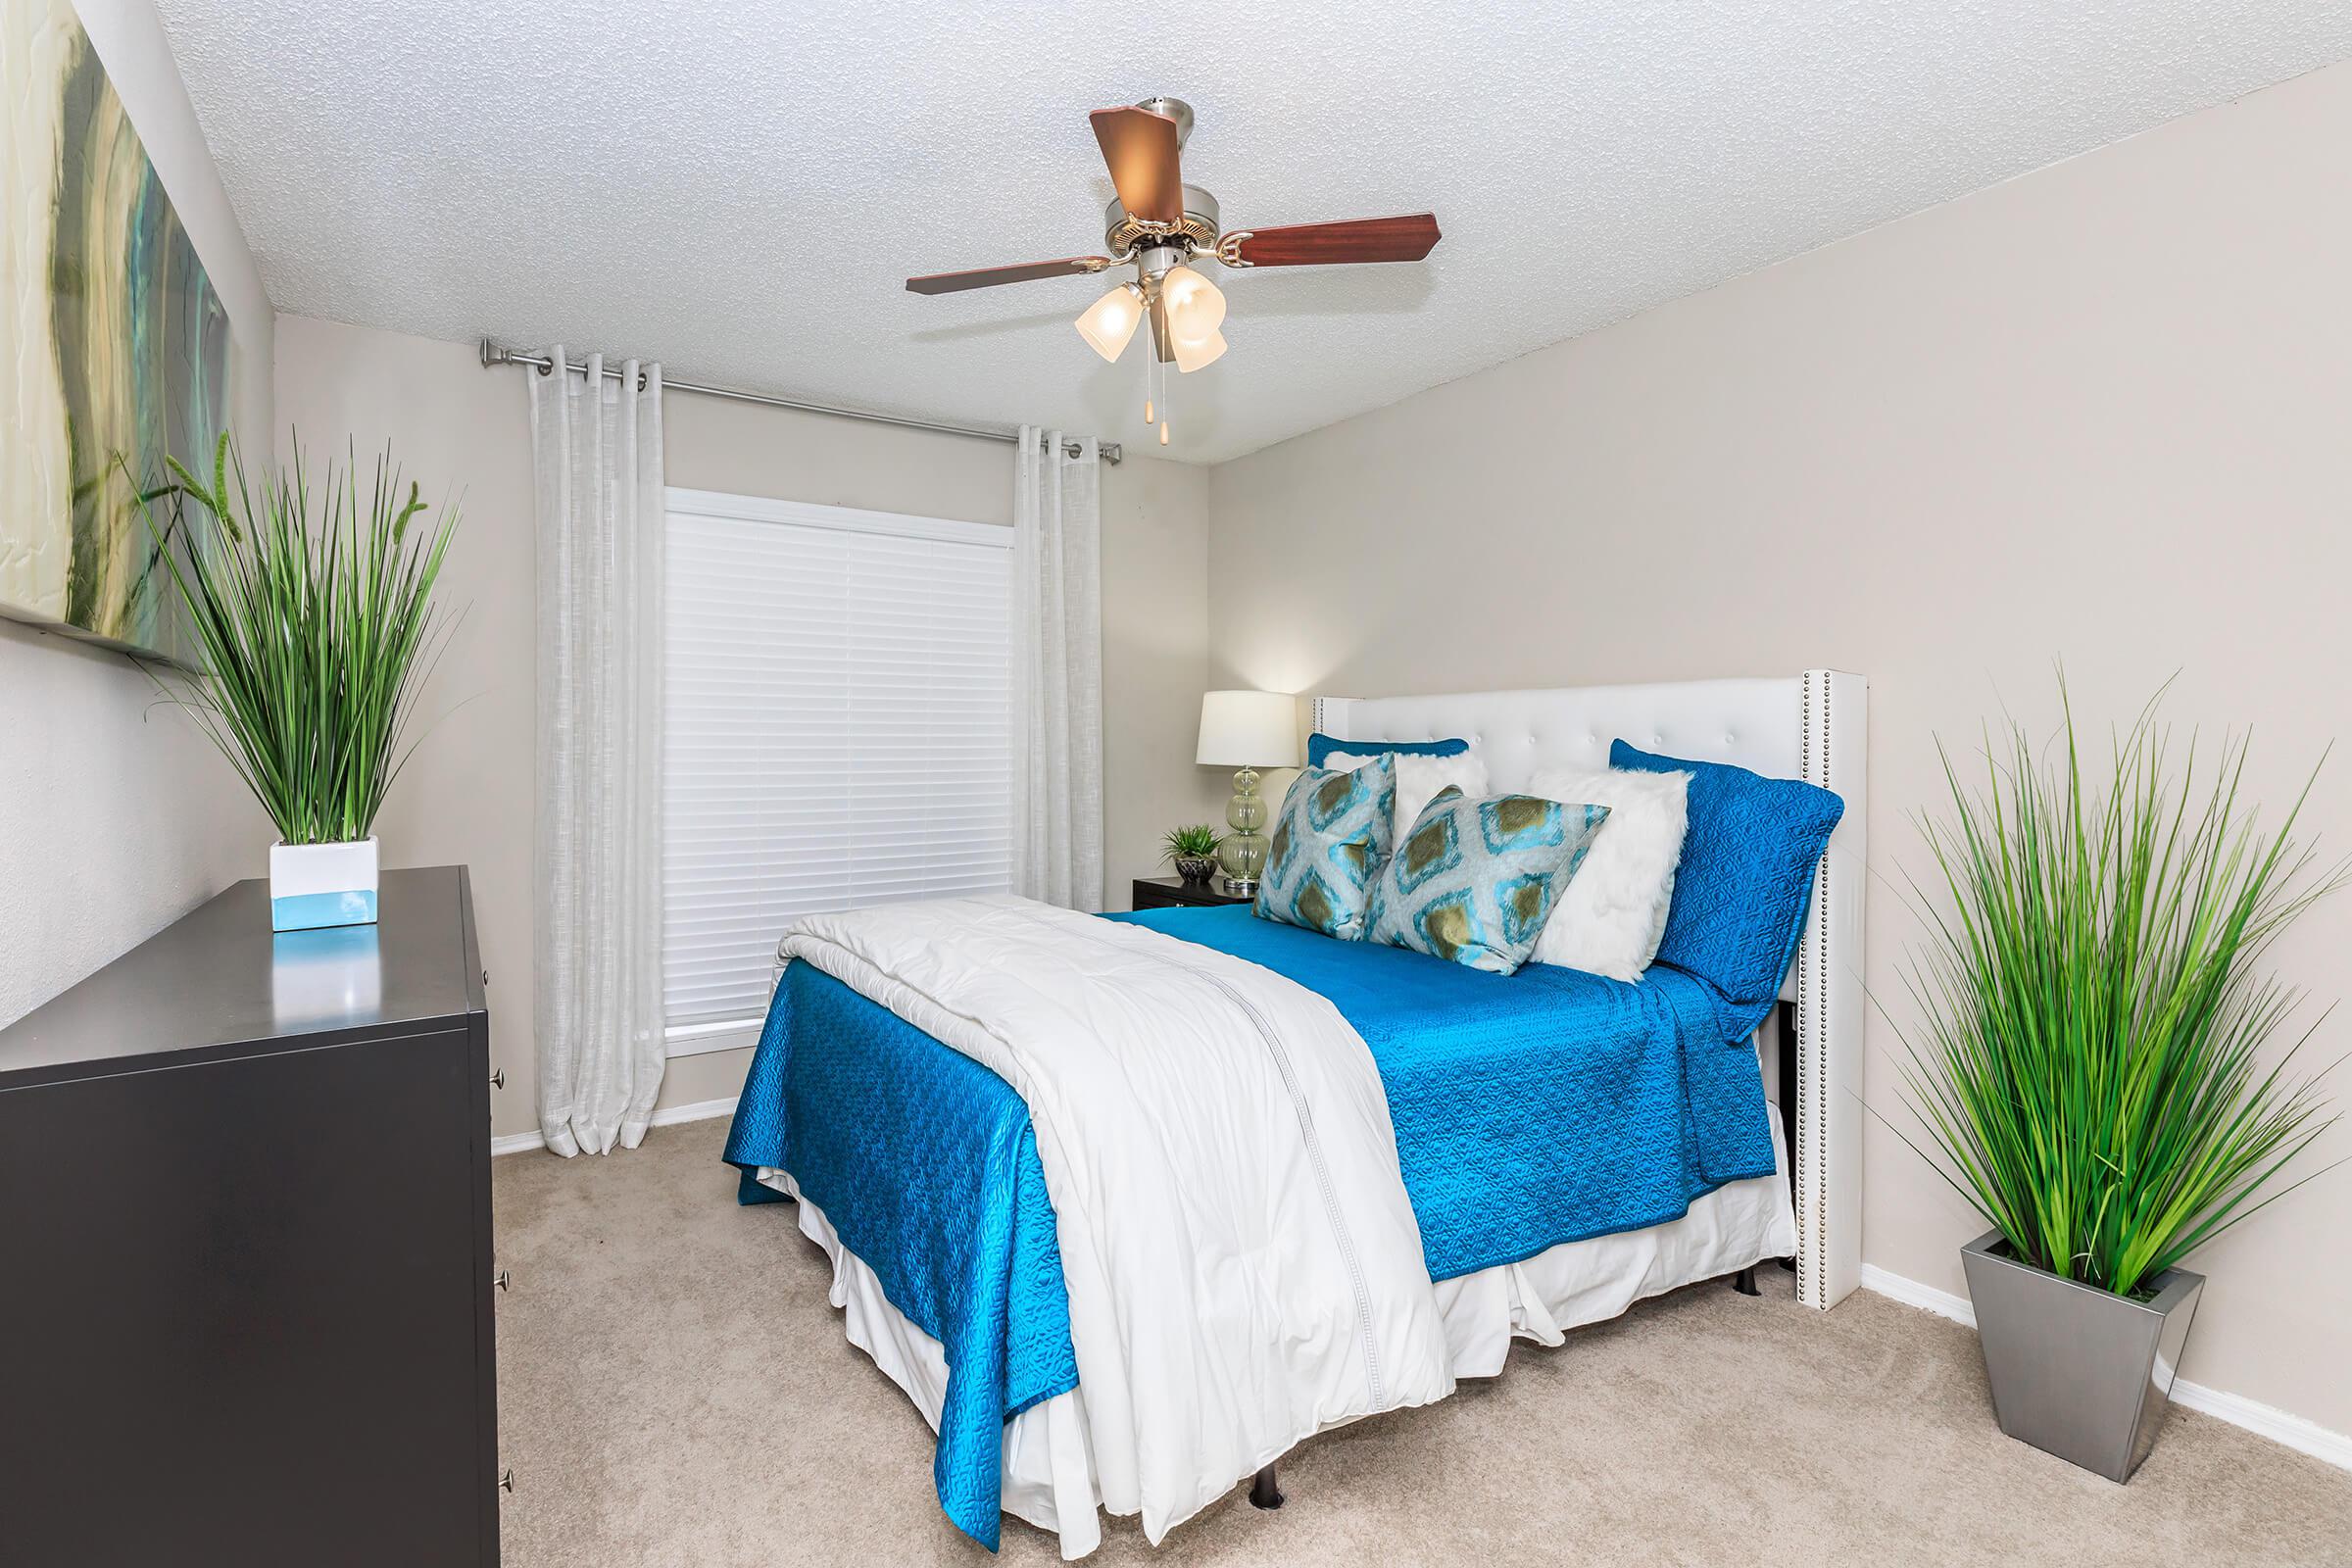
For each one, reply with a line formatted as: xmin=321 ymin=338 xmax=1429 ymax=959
xmin=478 ymin=338 xmax=511 ymax=369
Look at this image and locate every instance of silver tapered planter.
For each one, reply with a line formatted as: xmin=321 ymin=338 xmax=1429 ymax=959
xmin=1960 ymin=1230 xmax=2204 ymax=1482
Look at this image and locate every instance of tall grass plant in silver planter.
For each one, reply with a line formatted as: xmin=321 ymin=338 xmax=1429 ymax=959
xmin=1898 ymin=682 xmax=2342 ymax=1481
xmin=140 ymin=435 xmax=459 ymax=931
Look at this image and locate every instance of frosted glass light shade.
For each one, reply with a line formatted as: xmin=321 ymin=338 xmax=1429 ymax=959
xmin=1197 ymin=689 xmax=1299 ymax=767
xmin=1171 ymin=327 xmax=1226 ymax=373
xmin=1076 ymin=282 xmax=1145 ymax=362
xmin=1159 ymin=265 xmax=1226 ymax=348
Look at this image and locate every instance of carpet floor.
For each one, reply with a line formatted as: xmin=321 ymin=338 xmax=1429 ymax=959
xmin=492 ymin=1116 xmax=2351 ymax=1567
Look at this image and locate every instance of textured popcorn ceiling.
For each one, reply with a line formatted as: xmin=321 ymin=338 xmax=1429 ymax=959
xmin=155 ymin=1 xmax=2350 ymax=465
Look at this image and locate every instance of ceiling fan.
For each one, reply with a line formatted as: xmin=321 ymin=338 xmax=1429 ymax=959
xmin=906 ymin=96 xmax=1441 ymax=446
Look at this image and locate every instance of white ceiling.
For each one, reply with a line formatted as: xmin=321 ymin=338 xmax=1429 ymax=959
xmin=155 ymin=1 xmax=2350 ymax=465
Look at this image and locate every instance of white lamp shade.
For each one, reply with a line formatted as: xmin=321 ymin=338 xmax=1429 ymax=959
xmin=1197 ymin=689 xmax=1300 ymax=767
xmin=1159 ymin=265 xmax=1226 ymax=349
xmin=1171 ymin=327 xmax=1226 ymax=373
xmin=1075 ymin=282 xmax=1144 ymax=362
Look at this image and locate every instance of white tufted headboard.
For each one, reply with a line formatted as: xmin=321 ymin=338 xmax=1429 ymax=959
xmin=1312 ymin=671 xmax=1867 ymax=1312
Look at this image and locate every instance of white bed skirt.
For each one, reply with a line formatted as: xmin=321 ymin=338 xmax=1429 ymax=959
xmin=757 ymin=1105 xmax=1795 ymax=1560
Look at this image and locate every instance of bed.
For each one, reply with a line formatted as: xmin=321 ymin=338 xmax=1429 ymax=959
xmin=722 ymin=672 xmax=1868 ymax=1557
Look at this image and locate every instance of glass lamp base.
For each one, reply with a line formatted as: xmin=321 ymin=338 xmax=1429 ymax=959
xmin=1218 ymin=766 xmax=1269 ymax=890
xmin=1217 ymin=833 xmax=1266 ymax=886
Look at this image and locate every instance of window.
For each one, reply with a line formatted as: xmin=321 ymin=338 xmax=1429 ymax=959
xmin=662 ymin=489 xmax=1014 ymax=1053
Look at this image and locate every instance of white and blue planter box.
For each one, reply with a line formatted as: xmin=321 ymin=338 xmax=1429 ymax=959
xmin=269 ymin=838 xmax=380 ymax=932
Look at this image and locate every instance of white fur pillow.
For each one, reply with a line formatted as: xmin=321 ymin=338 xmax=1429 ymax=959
xmin=1525 ymin=764 xmax=1690 ymax=981
xmin=1395 ymin=752 xmax=1489 ymax=840
xmin=1332 ymin=750 xmax=1491 ymax=844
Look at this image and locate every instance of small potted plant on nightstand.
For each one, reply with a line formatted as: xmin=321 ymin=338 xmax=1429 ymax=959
xmin=1161 ymin=824 xmax=1226 ymax=885
xmin=1898 ymin=681 xmax=2343 ymax=1482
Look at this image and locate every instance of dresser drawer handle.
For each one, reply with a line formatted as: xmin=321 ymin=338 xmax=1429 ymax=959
xmin=489 ymin=1067 xmax=506 ymax=1090
xmin=494 ymin=1269 xmax=511 ymax=1293
xmin=497 ymin=1468 xmax=514 ymax=1494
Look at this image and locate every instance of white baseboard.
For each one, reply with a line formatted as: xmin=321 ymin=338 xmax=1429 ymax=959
xmin=1860 ymin=1261 xmax=1978 ymax=1325
xmin=1860 ymin=1263 xmax=2352 ymax=1473
xmin=489 ymin=1094 xmax=739 ymax=1159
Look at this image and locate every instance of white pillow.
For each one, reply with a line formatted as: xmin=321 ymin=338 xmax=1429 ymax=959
xmin=1396 ymin=752 xmax=1489 ymax=839
xmin=1336 ymin=750 xmax=1491 ymax=843
xmin=1525 ymin=764 xmax=1690 ymax=981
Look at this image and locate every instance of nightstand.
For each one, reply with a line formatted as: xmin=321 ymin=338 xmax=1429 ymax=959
xmin=1131 ymin=875 xmax=1255 ymax=911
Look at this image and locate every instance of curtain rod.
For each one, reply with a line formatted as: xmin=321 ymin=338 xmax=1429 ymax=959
xmin=478 ymin=340 xmax=1119 ymax=465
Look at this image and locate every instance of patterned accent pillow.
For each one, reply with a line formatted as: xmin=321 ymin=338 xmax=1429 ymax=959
xmin=1369 ymin=787 xmax=1611 ymax=974
xmin=1253 ymin=755 xmax=1396 ymax=940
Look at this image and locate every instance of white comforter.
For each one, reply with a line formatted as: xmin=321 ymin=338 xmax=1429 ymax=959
xmin=779 ymin=893 xmax=1456 ymax=1544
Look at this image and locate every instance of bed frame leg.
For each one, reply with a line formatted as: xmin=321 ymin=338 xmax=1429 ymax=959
xmin=1249 ymin=1463 xmax=1285 ymax=1510
xmin=1732 ymin=1265 xmax=1760 ymax=1297
xmin=1777 ymin=1256 xmax=1797 ymax=1272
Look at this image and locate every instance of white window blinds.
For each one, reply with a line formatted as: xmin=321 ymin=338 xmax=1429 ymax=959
xmin=662 ymin=490 xmax=1013 ymax=1038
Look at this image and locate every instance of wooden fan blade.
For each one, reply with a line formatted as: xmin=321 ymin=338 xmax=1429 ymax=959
xmin=1224 ymin=214 xmax=1441 ymax=268
xmin=1089 ymin=106 xmax=1184 ymax=229
xmin=906 ymin=257 xmax=1113 ymax=295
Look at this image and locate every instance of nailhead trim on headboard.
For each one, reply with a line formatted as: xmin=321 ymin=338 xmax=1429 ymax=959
xmin=1797 ymin=670 xmax=1830 ymax=1310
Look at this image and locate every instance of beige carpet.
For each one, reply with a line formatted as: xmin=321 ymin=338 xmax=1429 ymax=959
xmin=492 ymin=1117 xmax=2351 ymax=1567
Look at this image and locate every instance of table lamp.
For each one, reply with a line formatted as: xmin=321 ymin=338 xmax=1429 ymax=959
xmin=1196 ymin=690 xmax=1301 ymax=894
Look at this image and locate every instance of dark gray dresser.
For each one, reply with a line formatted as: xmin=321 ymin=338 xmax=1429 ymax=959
xmin=0 ymin=866 xmax=502 ymax=1567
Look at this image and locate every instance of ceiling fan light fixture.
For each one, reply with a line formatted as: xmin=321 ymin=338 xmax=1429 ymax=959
xmin=1171 ymin=327 xmax=1227 ymax=373
xmin=1076 ymin=281 xmax=1145 ymax=362
xmin=906 ymin=101 xmax=1446 ymax=447
xmin=1157 ymin=264 xmax=1225 ymax=350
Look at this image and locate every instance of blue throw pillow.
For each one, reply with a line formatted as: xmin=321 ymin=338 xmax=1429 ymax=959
xmin=1610 ymin=740 xmax=1844 ymax=1007
xmin=1306 ymin=732 xmax=1470 ymax=769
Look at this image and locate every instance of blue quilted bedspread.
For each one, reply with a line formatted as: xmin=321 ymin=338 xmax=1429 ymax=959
xmin=721 ymin=961 xmax=1077 ymax=1549
xmin=722 ymin=906 xmax=1779 ymax=1549
xmin=1125 ymin=906 xmax=1781 ymax=1275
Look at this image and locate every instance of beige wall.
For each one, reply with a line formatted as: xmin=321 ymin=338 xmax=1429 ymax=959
xmin=1 ymin=0 xmax=276 ymax=1027
xmin=271 ymin=315 xmax=1222 ymax=1136
xmin=31 ymin=0 xmax=2337 ymax=1454
xmin=1206 ymin=60 xmax=2352 ymax=1436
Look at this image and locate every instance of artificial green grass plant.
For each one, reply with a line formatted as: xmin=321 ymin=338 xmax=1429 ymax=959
xmin=1896 ymin=682 xmax=2345 ymax=1298
xmin=139 ymin=433 xmax=459 ymax=846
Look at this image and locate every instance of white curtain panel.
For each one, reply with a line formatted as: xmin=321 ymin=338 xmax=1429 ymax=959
xmin=529 ymin=349 xmax=666 ymax=1156
xmin=1010 ymin=427 xmax=1104 ymax=910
